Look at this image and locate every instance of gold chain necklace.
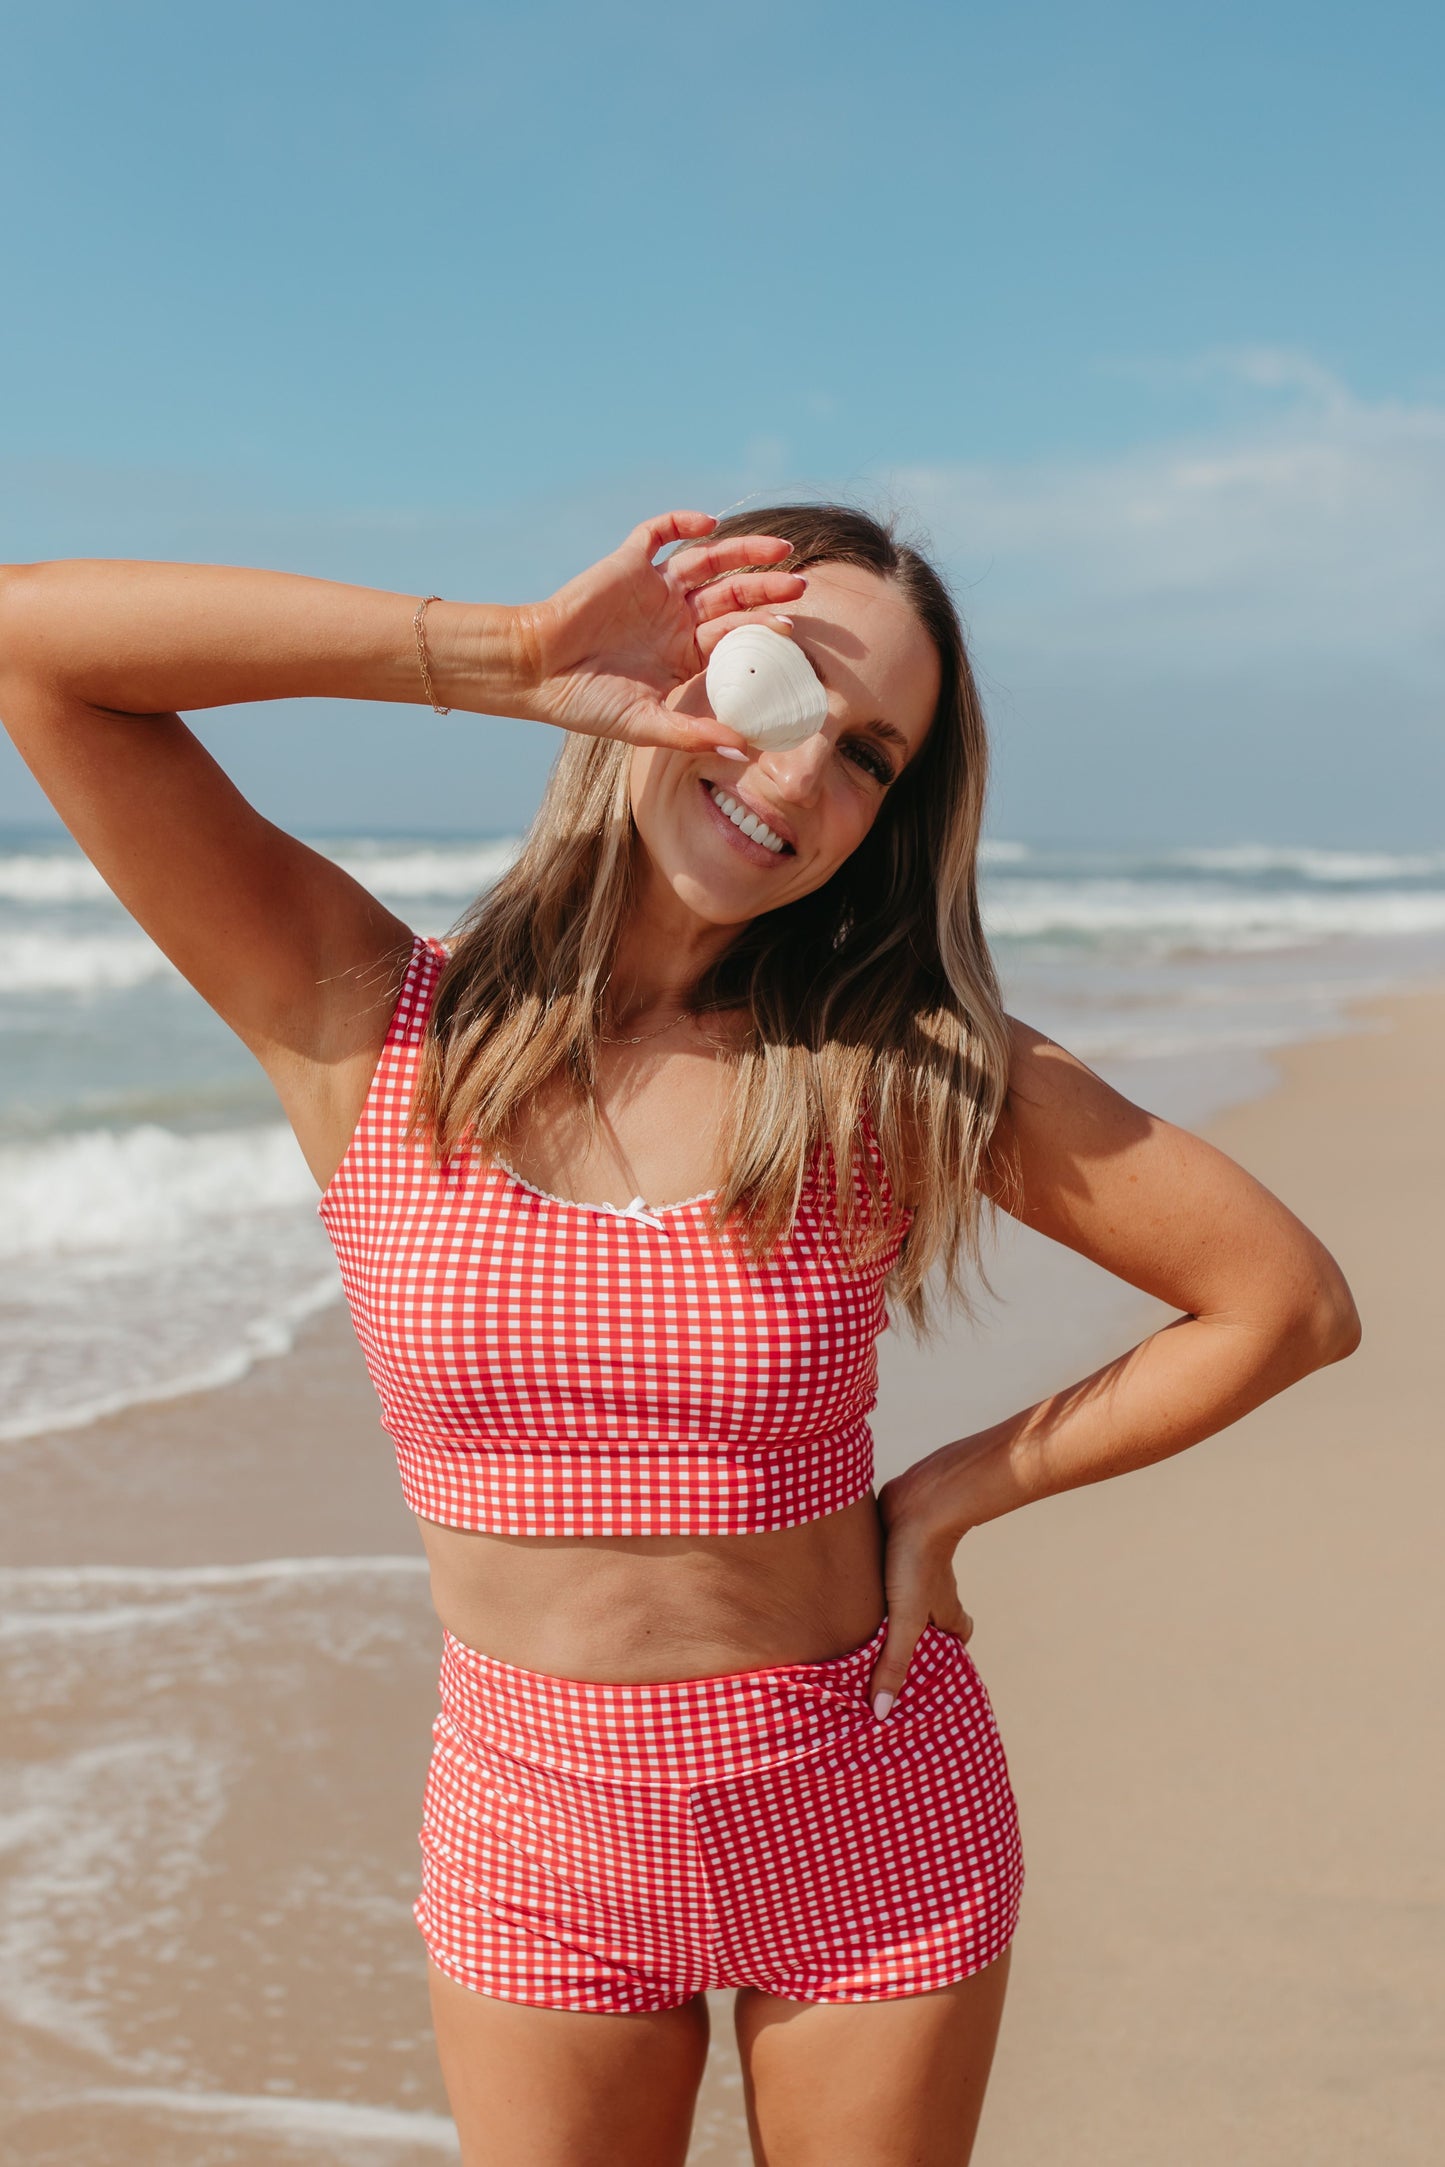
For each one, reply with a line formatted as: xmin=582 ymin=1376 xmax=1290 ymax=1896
xmin=599 ymin=1011 xmax=694 ymax=1047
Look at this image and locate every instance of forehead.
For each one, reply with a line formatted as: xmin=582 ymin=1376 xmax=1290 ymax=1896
xmin=786 ymin=560 xmax=940 ymax=760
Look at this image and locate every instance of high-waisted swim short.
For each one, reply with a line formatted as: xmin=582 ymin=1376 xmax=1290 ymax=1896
xmin=416 ymin=1616 xmax=1025 ymax=2012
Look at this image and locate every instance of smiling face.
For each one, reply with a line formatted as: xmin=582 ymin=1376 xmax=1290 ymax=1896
xmin=628 ymin=562 xmax=942 ymax=929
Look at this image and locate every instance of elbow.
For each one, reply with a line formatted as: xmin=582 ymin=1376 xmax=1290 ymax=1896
xmin=1326 ymin=1284 xmax=1364 ymax=1363
xmin=1288 ymin=1263 xmax=1363 ymax=1370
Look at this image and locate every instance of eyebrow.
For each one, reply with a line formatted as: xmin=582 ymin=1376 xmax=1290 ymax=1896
xmin=862 ymin=717 xmax=911 ymax=759
xmin=810 ymin=655 xmax=911 ymax=763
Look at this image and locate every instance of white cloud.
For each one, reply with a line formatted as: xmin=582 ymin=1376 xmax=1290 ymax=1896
xmin=890 ymin=350 xmax=1445 ymax=677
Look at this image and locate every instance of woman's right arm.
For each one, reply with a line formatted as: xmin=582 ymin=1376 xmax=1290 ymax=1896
xmin=0 ymin=559 xmax=525 ymax=1068
xmin=0 ymin=514 xmax=803 ymax=1076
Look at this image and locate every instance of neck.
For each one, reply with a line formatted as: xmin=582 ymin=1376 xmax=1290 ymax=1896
xmin=609 ymin=861 xmax=743 ymax=1020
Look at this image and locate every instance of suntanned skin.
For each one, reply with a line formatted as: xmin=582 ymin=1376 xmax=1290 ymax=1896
xmin=0 ymin=513 xmax=1359 ymax=2164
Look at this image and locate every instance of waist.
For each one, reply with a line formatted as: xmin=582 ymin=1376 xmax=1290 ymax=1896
xmin=433 ymin=1614 xmax=905 ymax=1784
xmin=415 ymin=1491 xmax=888 ymax=1683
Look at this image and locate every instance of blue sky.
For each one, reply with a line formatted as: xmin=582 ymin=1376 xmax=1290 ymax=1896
xmin=2 ymin=0 xmax=1441 ymax=845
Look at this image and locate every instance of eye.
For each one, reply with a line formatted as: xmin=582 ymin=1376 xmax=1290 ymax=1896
xmin=841 ymin=736 xmax=894 ymax=784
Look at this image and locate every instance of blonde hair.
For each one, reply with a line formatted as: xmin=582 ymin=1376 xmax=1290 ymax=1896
xmin=407 ymin=503 xmax=1019 ymax=1343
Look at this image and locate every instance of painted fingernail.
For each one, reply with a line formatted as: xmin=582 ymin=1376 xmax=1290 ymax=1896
xmin=871 ymin=1690 xmax=895 ymax=1723
xmin=713 ymin=744 xmax=748 ymax=761
xmin=774 ymin=615 xmax=794 ymax=627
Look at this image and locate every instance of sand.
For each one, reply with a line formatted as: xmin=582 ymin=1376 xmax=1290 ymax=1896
xmin=943 ymin=979 xmax=1445 ymax=2166
xmin=1 ymin=979 xmax=1440 ymax=2163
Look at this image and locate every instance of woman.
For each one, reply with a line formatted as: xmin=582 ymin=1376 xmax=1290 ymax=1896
xmin=0 ymin=505 xmax=1360 ymax=2167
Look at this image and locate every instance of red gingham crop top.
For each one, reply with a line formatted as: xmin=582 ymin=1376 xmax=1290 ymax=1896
xmin=316 ymin=931 xmax=913 ymax=1537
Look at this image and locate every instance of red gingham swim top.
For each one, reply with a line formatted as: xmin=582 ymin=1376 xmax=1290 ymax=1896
xmin=316 ymin=931 xmax=913 ymax=1537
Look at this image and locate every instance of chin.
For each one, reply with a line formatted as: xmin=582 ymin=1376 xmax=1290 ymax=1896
xmin=666 ymin=868 xmax=761 ymax=925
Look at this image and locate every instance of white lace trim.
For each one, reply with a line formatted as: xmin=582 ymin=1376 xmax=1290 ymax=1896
xmin=489 ymin=1155 xmax=718 ymax=1228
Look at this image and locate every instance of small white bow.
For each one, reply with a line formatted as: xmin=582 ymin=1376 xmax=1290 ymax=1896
xmin=596 ymin=1196 xmax=667 ymax=1230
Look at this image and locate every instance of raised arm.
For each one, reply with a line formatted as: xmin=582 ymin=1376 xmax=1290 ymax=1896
xmin=0 ymin=561 xmax=509 ymax=1070
xmin=0 ymin=513 xmax=804 ymax=1072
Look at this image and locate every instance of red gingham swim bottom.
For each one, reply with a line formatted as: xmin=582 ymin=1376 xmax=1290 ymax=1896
xmin=416 ymin=1615 xmax=1025 ymax=2012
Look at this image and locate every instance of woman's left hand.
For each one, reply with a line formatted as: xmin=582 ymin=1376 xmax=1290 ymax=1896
xmin=865 ymin=1468 xmax=974 ymax=1722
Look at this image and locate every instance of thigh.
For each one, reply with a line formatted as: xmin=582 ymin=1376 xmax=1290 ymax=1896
xmin=733 ymin=1945 xmax=1013 ymax=2167
xmin=429 ymin=1963 xmax=711 ymax=2167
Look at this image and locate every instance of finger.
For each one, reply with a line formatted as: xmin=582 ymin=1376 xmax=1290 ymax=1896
xmin=626 ymin=699 xmax=752 ymax=760
xmin=695 ymin=609 xmax=798 ymax=662
xmin=663 ymin=534 xmax=798 ymax=590
xmin=691 ymin=570 xmax=808 ymax=623
xmin=865 ymin=1620 xmax=926 ymax=1722
xmin=631 ymin=510 xmax=718 ymax=562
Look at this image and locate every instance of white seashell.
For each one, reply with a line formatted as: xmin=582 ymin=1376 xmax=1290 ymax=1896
xmin=705 ymin=625 xmax=830 ymax=750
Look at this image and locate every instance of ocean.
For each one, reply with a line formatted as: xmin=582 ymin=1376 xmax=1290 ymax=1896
xmin=3 ymin=823 xmax=1443 ymax=1448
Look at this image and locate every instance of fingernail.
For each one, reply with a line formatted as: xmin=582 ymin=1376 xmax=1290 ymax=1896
xmin=713 ymin=745 xmax=748 ymax=761
xmin=871 ymin=1690 xmax=895 ymax=1723
xmin=774 ymin=615 xmax=794 ymax=627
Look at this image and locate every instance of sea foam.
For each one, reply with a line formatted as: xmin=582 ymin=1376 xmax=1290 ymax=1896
xmin=0 ymin=1119 xmax=342 ymax=1441
xmin=79 ymin=2087 xmax=458 ymax=2153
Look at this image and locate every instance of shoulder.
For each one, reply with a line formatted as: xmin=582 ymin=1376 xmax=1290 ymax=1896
xmin=978 ymin=1012 xmax=1187 ymax=1236
xmin=983 ymin=1009 xmax=1143 ymax=1204
xmin=887 ymin=1014 xmax=1100 ymax=1211
xmin=990 ymin=1013 xmax=1141 ymax=1148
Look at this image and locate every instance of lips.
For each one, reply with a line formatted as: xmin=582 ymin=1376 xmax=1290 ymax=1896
xmin=698 ymin=775 xmax=798 ymax=856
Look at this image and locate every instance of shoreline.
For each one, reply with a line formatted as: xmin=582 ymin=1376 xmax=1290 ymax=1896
xmin=1 ymin=974 xmax=1440 ymax=2163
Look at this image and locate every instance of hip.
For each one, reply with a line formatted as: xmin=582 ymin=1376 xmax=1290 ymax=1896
xmin=431 ymin=1611 xmax=995 ymax=1785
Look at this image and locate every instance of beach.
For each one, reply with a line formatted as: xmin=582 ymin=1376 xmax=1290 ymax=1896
xmin=901 ymin=976 xmax=1445 ymax=2166
xmin=0 ymin=970 xmax=1440 ymax=2163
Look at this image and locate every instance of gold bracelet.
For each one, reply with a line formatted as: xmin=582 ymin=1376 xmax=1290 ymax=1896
xmin=412 ymin=594 xmax=451 ymax=715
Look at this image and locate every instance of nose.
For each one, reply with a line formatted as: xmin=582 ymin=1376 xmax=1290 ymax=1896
xmin=754 ymin=724 xmax=834 ymax=807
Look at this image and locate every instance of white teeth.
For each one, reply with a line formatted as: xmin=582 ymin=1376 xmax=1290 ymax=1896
xmin=708 ymin=784 xmax=787 ymax=854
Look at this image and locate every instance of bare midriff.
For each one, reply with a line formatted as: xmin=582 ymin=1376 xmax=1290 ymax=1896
xmin=414 ymin=1490 xmax=888 ymax=1682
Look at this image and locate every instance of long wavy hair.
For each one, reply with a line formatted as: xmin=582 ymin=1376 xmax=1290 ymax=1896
xmin=405 ymin=502 xmax=1020 ymax=1342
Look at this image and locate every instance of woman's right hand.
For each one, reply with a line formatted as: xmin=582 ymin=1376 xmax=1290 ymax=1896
xmin=510 ymin=509 xmax=808 ymax=754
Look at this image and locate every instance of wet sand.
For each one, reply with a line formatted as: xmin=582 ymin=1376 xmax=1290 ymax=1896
xmin=1 ymin=979 xmax=1439 ymax=2162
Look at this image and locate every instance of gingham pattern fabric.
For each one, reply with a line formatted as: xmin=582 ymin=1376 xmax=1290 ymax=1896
xmin=416 ymin=1617 xmax=1025 ymax=2010
xmin=317 ymin=930 xmax=914 ymax=1536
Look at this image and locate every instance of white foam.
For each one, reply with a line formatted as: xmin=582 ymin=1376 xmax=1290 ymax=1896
xmin=983 ymin=876 xmax=1445 ymax=948
xmin=1170 ymin=843 xmax=1445 ymax=883
xmin=0 ymin=1559 xmax=429 ymax=1641
xmin=79 ymin=2086 xmax=458 ymax=2152
xmin=0 ymin=852 xmax=113 ymax=903
xmin=0 ymin=928 xmax=174 ymax=994
xmin=0 ymin=1598 xmax=223 ymax=1643
xmin=0 ymin=1120 xmax=318 ymax=1259
xmin=0 ymin=1736 xmax=230 ymax=2068
xmin=0 ymin=1274 xmax=342 ymax=1447
xmin=0 ymin=836 xmax=520 ymax=911
xmin=330 ymin=838 xmax=522 ymax=899
xmin=0 ymin=1557 xmax=429 ymax=1596
xmin=0 ymin=1119 xmax=348 ymax=1441
xmin=0 ymin=1558 xmax=438 ymax=2108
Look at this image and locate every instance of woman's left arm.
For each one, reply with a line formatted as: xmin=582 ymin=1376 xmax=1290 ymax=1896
xmin=866 ymin=1017 xmax=1362 ymax=1715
